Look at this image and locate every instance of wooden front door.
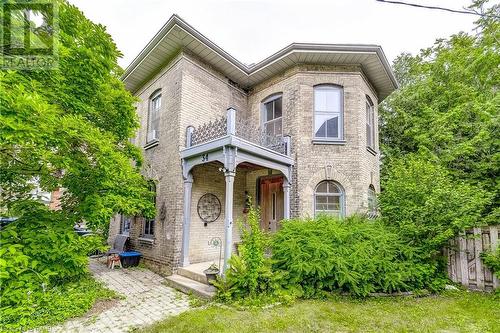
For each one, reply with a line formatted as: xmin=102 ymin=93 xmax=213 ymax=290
xmin=259 ymin=176 xmax=284 ymax=232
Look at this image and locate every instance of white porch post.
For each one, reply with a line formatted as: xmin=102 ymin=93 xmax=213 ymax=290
xmin=283 ymin=181 xmax=291 ymax=219
xmin=223 ymin=169 xmax=235 ymax=273
xmin=222 ymin=141 xmax=237 ymax=274
xmin=180 ymin=172 xmax=193 ymax=267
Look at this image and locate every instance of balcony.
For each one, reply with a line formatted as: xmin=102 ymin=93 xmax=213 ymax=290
xmin=185 ymin=108 xmax=291 ymax=156
xmin=180 ymin=108 xmax=293 ymax=181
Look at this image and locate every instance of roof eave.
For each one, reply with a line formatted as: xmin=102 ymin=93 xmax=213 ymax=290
xmin=122 ymin=14 xmax=398 ymax=99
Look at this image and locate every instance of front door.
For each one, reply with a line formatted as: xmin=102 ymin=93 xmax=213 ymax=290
xmin=259 ymin=176 xmax=284 ymax=232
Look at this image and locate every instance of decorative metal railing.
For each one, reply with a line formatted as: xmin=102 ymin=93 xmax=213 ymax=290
xmin=186 ymin=108 xmax=290 ymax=156
xmin=190 ymin=116 xmax=226 ymax=146
xmin=235 ymin=117 xmax=288 ymax=155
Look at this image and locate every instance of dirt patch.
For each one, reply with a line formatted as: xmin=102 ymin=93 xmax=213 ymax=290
xmin=86 ymin=298 xmax=121 ymax=318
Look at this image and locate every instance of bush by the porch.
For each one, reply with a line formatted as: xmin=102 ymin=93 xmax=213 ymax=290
xmin=272 ymin=215 xmax=443 ymax=297
xmin=214 ymin=208 xmax=446 ymax=303
xmin=215 ymin=208 xmax=288 ymax=304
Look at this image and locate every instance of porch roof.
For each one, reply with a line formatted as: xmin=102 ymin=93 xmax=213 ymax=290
xmin=122 ymin=15 xmax=398 ymax=100
xmin=180 ymin=134 xmax=293 ymax=183
xmin=181 ymin=134 xmax=293 ymax=165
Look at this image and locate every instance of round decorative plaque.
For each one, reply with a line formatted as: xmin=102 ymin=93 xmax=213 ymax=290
xmin=197 ymin=193 xmax=221 ymax=223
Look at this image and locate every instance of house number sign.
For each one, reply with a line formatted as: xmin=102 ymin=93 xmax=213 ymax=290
xmin=197 ymin=193 xmax=221 ymax=224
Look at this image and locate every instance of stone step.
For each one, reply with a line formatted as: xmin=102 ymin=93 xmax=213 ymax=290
xmin=177 ymin=267 xmax=209 ymax=285
xmin=165 ymin=274 xmax=216 ymax=299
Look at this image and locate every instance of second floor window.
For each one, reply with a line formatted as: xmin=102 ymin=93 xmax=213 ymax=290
xmin=262 ymin=94 xmax=282 ymax=137
xmin=147 ymin=90 xmax=161 ymax=143
xmin=366 ymin=96 xmax=375 ymax=149
xmin=314 ymin=85 xmax=343 ymax=140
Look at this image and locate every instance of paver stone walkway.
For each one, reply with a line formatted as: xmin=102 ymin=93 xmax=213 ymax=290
xmin=38 ymin=259 xmax=190 ymax=333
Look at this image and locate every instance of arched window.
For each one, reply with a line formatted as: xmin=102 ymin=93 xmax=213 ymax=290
xmin=147 ymin=89 xmax=161 ymax=143
xmin=367 ymin=185 xmax=377 ymax=218
xmin=314 ymin=85 xmax=343 ymax=140
xmin=366 ymin=95 xmax=375 ymax=149
xmin=314 ymin=180 xmax=344 ymax=217
xmin=261 ymin=94 xmax=283 ymax=137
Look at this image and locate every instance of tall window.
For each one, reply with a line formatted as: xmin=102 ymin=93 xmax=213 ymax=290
xmin=366 ymin=96 xmax=375 ymax=149
xmin=144 ymin=181 xmax=156 ymax=238
xmin=147 ymin=90 xmax=161 ymax=143
xmin=314 ymin=85 xmax=343 ymax=140
xmin=262 ymin=94 xmax=282 ymax=137
xmin=314 ymin=180 xmax=344 ymax=217
xmin=120 ymin=215 xmax=131 ymax=235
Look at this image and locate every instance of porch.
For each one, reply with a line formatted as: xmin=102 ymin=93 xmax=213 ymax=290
xmin=179 ymin=108 xmax=294 ymax=273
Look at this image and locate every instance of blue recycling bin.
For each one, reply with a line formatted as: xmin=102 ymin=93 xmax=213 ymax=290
xmin=119 ymin=251 xmax=142 ymax=268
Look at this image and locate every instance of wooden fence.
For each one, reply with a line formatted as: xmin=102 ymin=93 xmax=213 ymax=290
xmin=446 ymin=226 xmax=499 ymax=291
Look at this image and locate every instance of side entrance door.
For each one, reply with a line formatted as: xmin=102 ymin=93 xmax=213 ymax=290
xmin=259 ymin=176 xmax=284 ymax=232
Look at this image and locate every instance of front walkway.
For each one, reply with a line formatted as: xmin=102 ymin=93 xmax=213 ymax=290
xmin=44 ymin=259 xmax=190 ymax=333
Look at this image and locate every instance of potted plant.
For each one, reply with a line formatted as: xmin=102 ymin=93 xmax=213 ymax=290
xmin=203 ymin=263 xmax=220 ymax=285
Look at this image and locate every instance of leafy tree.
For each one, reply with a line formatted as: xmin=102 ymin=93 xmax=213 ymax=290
xmin=379 ymin=154 xmax=490 ymax=254
xmin=379 ymin=1 xmax=499 ymax=224
xmin=0 ymin=1 xmax=154 ymax=229
xmin=0 ymin=2 xmax=153 ymax=328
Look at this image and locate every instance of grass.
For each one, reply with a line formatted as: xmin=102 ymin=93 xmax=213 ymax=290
xmin=0 ymin=275 xmax=119 ymax=332
xmin=139 ymin=291 xmax=499 ymax=333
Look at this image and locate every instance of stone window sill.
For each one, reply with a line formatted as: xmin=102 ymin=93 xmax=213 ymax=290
xmin=367 ymin=146 xmax=377 ymax=156
xmin=138 ymin=237 xmax=155 ymax=244
xmin=312 ymin=139 xmax=346 ymax=145
xmin=144 ymin=140 xmax=159 ymax=150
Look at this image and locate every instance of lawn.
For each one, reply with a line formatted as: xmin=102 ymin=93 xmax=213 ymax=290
xmin=139 ymin=291 xmax=499 ymax=333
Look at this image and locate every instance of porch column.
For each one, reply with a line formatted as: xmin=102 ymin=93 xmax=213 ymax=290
xmin=180 ymin=172 xmax=193 ymax=267
xmin=223 ymin=170 xmax=235 ymax=274
xmin=283 ymin=181 xmax=291 ymax=219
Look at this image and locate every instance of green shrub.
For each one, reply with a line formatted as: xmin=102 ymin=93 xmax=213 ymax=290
xmin=0 ymin=203 xmax=108 ymax=330
xmin=379 ymin=155 xmax=490 ymax=255
xmin=0 ymin=276 xmax=117 ymax=332
xmin=378 ymin=154 xmax=491 ymax=288
xmin=481 ymin=247 xmax=500 ymax=278
xmin=215 ymin=207 xmax=289 ymax=304
xmin=272 ymin=215 xmax=441 ymax=297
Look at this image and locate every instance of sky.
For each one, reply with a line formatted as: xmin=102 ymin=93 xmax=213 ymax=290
xmin=67 ymin=0 xmax=479 ymax=69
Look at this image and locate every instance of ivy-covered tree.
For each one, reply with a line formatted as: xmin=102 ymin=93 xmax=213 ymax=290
xmin=379 ymin=0 xmax=499 ymax=224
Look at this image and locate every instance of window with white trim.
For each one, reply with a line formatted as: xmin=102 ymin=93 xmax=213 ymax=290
xmin=120 ymin=215 xmax=131 ymax=235
xmin=143 ymin=181 xmax=156 ymax=238
xmin=147 ymin=90 xmax=161 ymax=143
xmin=314 ymin=85 xmax=343 ymax=140
xmin=262 ymin=94 xmax=283 ymax=137
xmin=366 ymin=96 xmax=375 ymax=150
xmin=314 ymin=180 xmax=344 ymax=217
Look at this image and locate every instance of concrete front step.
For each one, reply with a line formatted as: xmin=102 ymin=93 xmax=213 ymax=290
xmin=165 ymin=274 xmax=216 ymax=299
xmin=178 ymin=266 xmax=209 ymax=284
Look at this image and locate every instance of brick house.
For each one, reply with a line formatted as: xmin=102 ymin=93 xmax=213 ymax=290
xmin=108 ymin=15 xmax=397 ymax=291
